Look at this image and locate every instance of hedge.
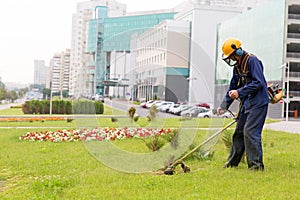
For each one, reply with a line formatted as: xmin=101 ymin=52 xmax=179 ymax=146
xmin=22 ymin=100 xmax=104 ymax=114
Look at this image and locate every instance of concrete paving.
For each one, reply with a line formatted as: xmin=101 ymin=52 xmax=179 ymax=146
xmin=264 ymin=120 xmax=300 ymax=134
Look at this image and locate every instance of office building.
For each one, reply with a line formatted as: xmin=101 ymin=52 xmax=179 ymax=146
xmin=86 ymin=6 xmax=176 ymax=97
xmin=215 ymin=0 xmax=300 ymax=119
xmin=134 ymin=20 xmax=190 ymax=102
xmin=69 ymin=0 xmax=126 ymax=98
xmin=174 ymin=0 xmax=260 ymax=105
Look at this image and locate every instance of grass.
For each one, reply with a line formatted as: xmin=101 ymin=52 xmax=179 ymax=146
xmin=0 ymin=122 xmax=299 ymax=199
xmin=0 ymin=107 xmax=24 ymax=115
xmin=0 ymin=107 xmax=298 ymax=199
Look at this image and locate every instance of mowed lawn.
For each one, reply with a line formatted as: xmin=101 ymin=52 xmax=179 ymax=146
xmin=0 ymin=107 xmax=300 ymax=199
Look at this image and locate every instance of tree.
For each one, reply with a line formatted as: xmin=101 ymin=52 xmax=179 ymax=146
xmin=6 ymin=90 xmax=18 ymax=102
xmin=18 ymin=87 xmax=29 ymax=98
xmin=0 ymin=87 xmax=6 ymax=100
xmin=62 ymin=90 xmax=69 ymax=98
xmin=42 ymin=88 xmax=51 ymax=99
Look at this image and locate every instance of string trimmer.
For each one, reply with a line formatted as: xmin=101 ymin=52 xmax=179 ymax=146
xmin=164 ymin=99 xmax=241 ymax=175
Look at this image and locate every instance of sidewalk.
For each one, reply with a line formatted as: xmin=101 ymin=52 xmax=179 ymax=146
xmin=264 ymin=120 xmax=300 ymax=134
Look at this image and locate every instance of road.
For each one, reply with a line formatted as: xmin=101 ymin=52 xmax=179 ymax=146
xmin=105 ymin=98 xmax=180 ymax=118
xmin=0 ymin=102 xmax=21 ymax=110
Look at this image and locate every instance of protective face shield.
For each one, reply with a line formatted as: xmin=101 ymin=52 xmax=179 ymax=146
xmin=222 ymin=38 xmax=242 ymax=67
xmin=223 ymin=55 xmax=238 ymax=67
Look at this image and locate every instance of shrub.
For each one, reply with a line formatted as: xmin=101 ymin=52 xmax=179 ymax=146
xmin=133 ymin=114 xmax=139 ymax=122
xmin=94 ymin=101 xmax=104 ymax=114
xmin=22 ymin=102 xmax=30 ymax=114
xmin=21 ymin=100 xmax=103 ymax=115
xmin=144 ymin=135 xmax=165 ymax=151
xmin=147 ymin=105 xmax=159 ymax=121
xmin=10 ymin=105 xmax=22 ymax=108
xmin=128 ymin=107 xmax=136 ymax=122
xmin=52 ymin=100 xmax=60 ymax=114
xmin=66 ymin=118 xmax=74 ymax=123
xmin=111 ymin=117 xmax=118 ymax=122
xmin=65 ymin=101 xmax=72 ymax=114
xmin=58 ymin=100 xmax=65 ymax=114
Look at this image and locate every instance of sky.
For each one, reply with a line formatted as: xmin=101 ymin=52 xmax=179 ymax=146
xmin=0 ymin=0 xmax=185 ymax=84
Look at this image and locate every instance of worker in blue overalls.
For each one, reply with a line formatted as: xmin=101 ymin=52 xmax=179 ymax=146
xmin=217 ymin=38 xmax=269 ymax=171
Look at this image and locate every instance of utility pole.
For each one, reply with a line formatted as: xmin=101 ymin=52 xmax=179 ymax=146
xmin=286 ymin=62 xmax=289 ymax=122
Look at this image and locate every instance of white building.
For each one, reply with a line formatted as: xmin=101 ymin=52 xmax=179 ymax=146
xmin=69 ymin=0 xmax=126 ymax=98
xmin=174 ymin=0 xmax=262 ymax=106
xmin=50 ymin=54 xmax=61 ymax=94
xmin=134 ymin=20 xmax=190 ymax=102
xmin=49 ymin=49 xmax=70 ymax=98
xmin=34 ymin=60 xmax=48 ymax=86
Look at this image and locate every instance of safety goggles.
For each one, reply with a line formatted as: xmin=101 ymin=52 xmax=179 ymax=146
xmin=222 ymin=54 xmax=238 ymax=67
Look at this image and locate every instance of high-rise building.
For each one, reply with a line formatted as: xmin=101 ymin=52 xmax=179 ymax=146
xmin=49 ymin=49 xmax=70 ymax=98
xmin=69 ymin=0 xmax=126 ymax=98
xmin=34 ymin=60 xmax=48 ymax=86
xmin=215 ymin=0 xmax=300 ymax=119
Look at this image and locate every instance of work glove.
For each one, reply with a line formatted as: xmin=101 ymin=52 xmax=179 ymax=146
xmin=216 ymin=107 xmax=225 ymax=116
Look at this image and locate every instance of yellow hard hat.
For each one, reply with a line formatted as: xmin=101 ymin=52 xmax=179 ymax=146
xmin=222 ymin=38 xmax=242 ymax=59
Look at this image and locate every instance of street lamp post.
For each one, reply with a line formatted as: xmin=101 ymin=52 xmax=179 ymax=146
xmin=187 ymin=77 xmax=197 ymax=103
xmin=49 ymin=81 xmax=53 ymax=115
xmin=279 ymin=63 xmax=289 ymax=122
xmin=50 ymin=89 xmax=53 ymax=115
xmin=286 ymin=63 xmax=290 ymax=122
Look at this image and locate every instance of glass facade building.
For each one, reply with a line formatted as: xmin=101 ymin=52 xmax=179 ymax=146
xmin=215 ymin=0 xmax=300 ymax=119
xmin=86 ymin=8 xmax=176 ymax=95
xmin=215 ymin=0 xmax=285 ymax=85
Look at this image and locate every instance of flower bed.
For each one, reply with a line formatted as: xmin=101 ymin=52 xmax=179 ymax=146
xmin=19 ymin=127 xmax=175 ymax=142
xmin=0 ymin=117 xmax=67 ymax=122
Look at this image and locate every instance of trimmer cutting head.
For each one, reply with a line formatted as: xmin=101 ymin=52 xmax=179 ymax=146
xmin=163 ymin=160 xmax=190 ymax=175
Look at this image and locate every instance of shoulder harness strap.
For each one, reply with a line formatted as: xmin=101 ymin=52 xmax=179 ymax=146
xmin=241 ymin=53 xmax=252 ymax=74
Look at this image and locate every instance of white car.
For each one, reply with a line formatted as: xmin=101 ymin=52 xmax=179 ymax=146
xmin=180 ymin=106 xmax=208 ymax=117
xmin=172 ymin=105 xmax=191 ymax=115
xmin=197 ymin=109 xmax=233 ymax=118
xmin=158 ymin=101 xmax=174 ymax=112
xmin=168 ymin=104 xmax=180 ymax=113
xmin=145 ymin=100 xmax=156 ymax=109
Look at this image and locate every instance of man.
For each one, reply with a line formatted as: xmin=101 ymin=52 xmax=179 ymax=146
xmin=217 ymin=38 xmax=269 ymax=171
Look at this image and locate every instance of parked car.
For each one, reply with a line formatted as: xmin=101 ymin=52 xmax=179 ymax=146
xmin=158 ymin=101 xmax=174 ymax=112
xmin=95 ymin=94 xmax=104 ymax=103
xmin=168 ymin=104 xmax=180 ymax=114
xmin=180 ymin=107 xmax=209 ymax=117
xmin=153 ymin=101 xmax=165 ymax=108
xmin=140 ymin=101 xmax=147 ymax=108
xmin=173 ymin=105 xmax=192 ymax=115
xmin=195 ymin=102 xmax=210 ymax=109
xmin=197 ymin=109 xmax=233 ymax=118
xmin=145 ymin=100 xmax=156 ymax=109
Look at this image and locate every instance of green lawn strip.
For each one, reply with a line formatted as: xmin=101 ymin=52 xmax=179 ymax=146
xmin=0 ymin=128 xmax=299 ymax=199
xmin=0 ymin=108 xmax=24 ymax=115
xmin=0 ymin=105 xmax=126 ymax=116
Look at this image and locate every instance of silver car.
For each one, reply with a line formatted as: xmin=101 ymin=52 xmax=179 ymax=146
xmin=197 ymin=110 xmax=233 ymax=118
xmin=180 ymin=107 xmax=208 ymax=117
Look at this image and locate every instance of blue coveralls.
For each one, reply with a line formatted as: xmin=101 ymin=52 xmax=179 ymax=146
xmin=220 ymin=53 xmax=269 ymax=170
